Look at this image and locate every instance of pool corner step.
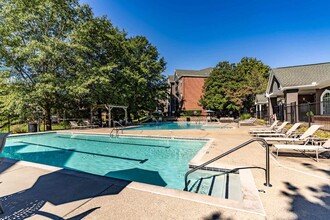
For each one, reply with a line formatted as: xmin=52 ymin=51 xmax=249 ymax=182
xmin=186 ymin=169 xmax=242 ymax=201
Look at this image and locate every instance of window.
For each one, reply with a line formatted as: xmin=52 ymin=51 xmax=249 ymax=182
xmin=321 ymin=90 xmax=330 ymax=115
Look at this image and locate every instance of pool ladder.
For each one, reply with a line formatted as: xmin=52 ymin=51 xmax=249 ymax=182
xmin=184 ymin=138 xmax=272 ymax=191
xmin=110 ymin=121 xmax=124 ymax=137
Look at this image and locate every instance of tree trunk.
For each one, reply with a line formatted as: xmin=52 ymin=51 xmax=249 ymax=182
xmin=45 ymin=106 xmax=52 ymax=130
xmin=90 ymin=106 xmax=94 ymax=123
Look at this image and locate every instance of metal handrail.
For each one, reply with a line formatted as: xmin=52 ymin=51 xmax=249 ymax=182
xmin=114 ymin=121 xmax=125 ymax=128
xmin=184 ymin=138 xmax=272 ymax=191
xmin=114 ymin=121 xmax=124 ymax=134
xmin=109 ymin=128 xmax=116 ymax=137
xmin=110 ymin=121 xmax=124 ymax=137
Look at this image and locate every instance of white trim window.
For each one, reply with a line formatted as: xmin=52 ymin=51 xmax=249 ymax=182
xmin=321 ymin=89 xmax=330 ymax=115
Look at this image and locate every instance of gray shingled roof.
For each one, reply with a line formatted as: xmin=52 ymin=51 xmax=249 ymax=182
xmin=273 ymin=62 xmax=330 ymax=87
xmin=175 ymin=67 xmax=213 ymax=80
xmin=167 ymin=75 xmax=174 ymax=82
xmin=255 ymin=94 xmax=268 ymax=104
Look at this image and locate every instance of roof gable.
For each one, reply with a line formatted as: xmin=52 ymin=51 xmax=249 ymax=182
xmin=272 ymin=62 xmax=330 ymax=88
xmin=174 ymin=67 xmax=213 ymax=80
xmin=167 ymin=75 xmax=174 ymax=82
xmin=255 ymin=94 xmax=268 ymax=104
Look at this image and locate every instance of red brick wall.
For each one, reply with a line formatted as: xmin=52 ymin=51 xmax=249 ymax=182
xmin=181 ymin=77 xmax=206 ymax=111
xmin=313 ymin=115 xmax=330 ymax=130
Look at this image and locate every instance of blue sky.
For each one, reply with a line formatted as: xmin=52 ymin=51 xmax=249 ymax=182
xmin=80 ymin=0 xmax=330 ymax=75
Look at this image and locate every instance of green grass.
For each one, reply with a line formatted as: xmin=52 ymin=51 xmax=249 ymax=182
xmin=297 ymin=126 xmax=330 ymax=138
xmin=256 ymin=119 xmax=267 ymax=124
xmin=132 ymin=116 xmax=152 ymax=123
xmin=284 ymin=124 xmax=330 ymax=139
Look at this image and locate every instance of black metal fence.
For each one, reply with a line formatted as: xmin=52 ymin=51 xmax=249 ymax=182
xmin=255 ymin=109 xmax=268 ymax=120
xmin=254 ymin=104 xmax=268 ymax=120
xmin=273 ymin=100 xmax=330 ymax=123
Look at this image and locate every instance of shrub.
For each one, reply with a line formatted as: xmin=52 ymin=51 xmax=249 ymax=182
xmin=306 ymin=111 xmax=314 ymax=117
xmin=315 ymin=130 xmax=330 ymax=138
xmin=58 ymin=121 xmax=70 ymax=129
xmin=256 ymin=119 xmax=267 ymax=124
xmin=12 ymin=124 xmax=27 ymax=133
xmin=240 ymin=113 xmax=251 ymax=120
xmin=182 ymin=110 xmax=202 ymax=116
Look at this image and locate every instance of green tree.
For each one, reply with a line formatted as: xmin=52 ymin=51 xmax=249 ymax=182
xmin=69 ymin=16 xmax=129 ymax=109
xmin=0 ymin=0 xmax=167 ymax=129
xmin=125 ymin=36 xmax=167 ymax=117
xmin=70 ymin=19 xmax=167 ymax=118
xmin=236 ymin=57 xmax=270 ymax=111
xmin=200 ymin=58 xmax=270 ymax=115
xmin=199 ymin=61 xmax=239 ymax=111
xmin=0 ymin=0 xmax=93 ymax=130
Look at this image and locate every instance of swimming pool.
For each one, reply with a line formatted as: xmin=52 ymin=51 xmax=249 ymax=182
xmin=1 ymin=133 xmax=208 ymax=190
xmin=127 ymin=122 xmax=227 ymax=130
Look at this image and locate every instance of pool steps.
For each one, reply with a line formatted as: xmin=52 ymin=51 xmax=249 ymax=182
xmin=187 ymin=169 xmax=242 ymax=201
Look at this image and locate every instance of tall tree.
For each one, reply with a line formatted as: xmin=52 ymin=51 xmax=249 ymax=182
xmin=70 ymin=20 xmax=167 ymax=118
xmin=199 ymin=61 xmax=238 ymax=111
xmin=0 ymin=0 xmax=93 ymax=130
xmin=200 ymin=58 xmax=270 ymax=115
xmin=125 ymin=36 xmax=167 ymax=116
xmin=0 ymin=0 xmax=167 ymax=128
xmin=69 ymin=16 xmax=128 ymax=108
xmin=236 ymin=57 xmax=270 ymax=111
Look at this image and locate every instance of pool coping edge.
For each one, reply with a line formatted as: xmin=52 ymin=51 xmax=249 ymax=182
xmin=3 ymin=131 xmax=266 ymax=217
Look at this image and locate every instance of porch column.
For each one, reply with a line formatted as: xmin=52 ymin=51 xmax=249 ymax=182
xmin=259 ymin=104 xmax=262 ymax=119
xmin=285 ymin=89 xmax=299 ymax=122
xmin=255 ymin=105 xmax=258 ymax=118
xmin=269 ymin=97 xmax=277 ymax=122
xmin=105 ymin=105 xmax=113 ymax=127
xmin=315 ymin=89 xmax=322 ymax=115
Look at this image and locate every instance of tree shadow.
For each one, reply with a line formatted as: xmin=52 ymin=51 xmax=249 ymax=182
xmin=301 ymin=162 xmax=330 ymax=176
xmin=0 ymin=159 xmax=17 ymax=174
xmin=0 ymin=144 xmax=28 ymax=174
xmin=0 ymin=141 xmax=161 ymax=219
xmin=1 ymin=143 xmax=75 ymax=170
xmin=281 ymin=162 xmax=330 ymax=219
xmin=66 ymin=207 xmax=100 ymax=220
xmin=0 ymin=169 xmax=130 ymax=219
xmin=203 ymin=211 xmax=233 ymax=220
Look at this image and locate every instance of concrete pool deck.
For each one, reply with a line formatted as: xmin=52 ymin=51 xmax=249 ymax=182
xmin=0 ymin=125 xmax=329 ymax=219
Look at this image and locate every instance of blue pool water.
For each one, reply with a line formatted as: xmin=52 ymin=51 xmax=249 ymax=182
xmin=127 ymin=122 xmax=226 ymax=130
xmin=1 ymin=133 xmax=207 ymax=190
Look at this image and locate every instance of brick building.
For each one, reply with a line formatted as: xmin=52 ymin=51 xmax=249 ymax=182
xmin=166 ymin=68 xmax=213 ymax=116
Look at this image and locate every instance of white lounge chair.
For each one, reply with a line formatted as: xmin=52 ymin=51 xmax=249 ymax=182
xmin=273 ymin=138 xmax=330 ymax=162
xmin=83 ymin=120 xmax=99 ymax=128
xmin=254 ymin=123 xmax=301 ymax=137
xmin=263 ymin=125 xmax=322 ymax=144
xmin=249 ymin=120 xmax=279 ymax=133
xmin=219 ymin=117 xmax=234 ymax=123
xmin=70 ymin=121 xmax=87 ymax=129
xmin=0 ymin=132 xmax=10 ymax=214
xmin=251 ymin=121 xmax=288 ymax=134
xmin=239 ymin=117 xmax=256 ymax=125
